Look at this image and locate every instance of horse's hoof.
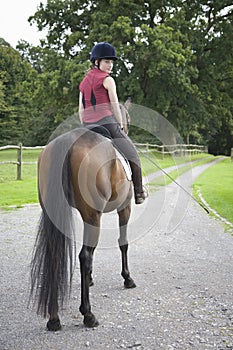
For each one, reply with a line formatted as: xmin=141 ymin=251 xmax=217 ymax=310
xmin=84 ymin=313 xmax=99 ymax=328
xmin=47 ymin=319 xmax=62 ymax=331
xmin=124 ymin=278 xmax=136 ymax=289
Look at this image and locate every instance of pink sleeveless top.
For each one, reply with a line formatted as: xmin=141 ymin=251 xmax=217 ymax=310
xmin=79 ymin=68 xmax=112 ymax=123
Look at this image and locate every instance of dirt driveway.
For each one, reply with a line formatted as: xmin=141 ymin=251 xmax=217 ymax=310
xmin=0 ymin=159 xmax=233 ymax=350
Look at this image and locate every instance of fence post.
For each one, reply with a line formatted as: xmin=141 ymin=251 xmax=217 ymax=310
xmin=231 ymin=148 xmax=233 ymax=162
xmin=17 ymin=143 xmax=22 ymax=180
xmin=161 ymin=145 xmax=164 ymax=160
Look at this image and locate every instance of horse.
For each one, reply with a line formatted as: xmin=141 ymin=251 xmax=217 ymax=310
xmin=30 ymin=105 xmax=136 ymax=331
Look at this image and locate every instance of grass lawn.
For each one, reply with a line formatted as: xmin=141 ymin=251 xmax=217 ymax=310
xmin=0 ymin=178 xmax=38 ymax=208
xmin=0 ymin=149 xmax=42 ymax=208
xmin=0 ymin=147 xmax=220 ymax=211
xmin=193 ymin=158 xmax=233 ymax=227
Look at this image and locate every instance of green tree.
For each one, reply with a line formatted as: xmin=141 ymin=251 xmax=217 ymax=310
xmin=177 ymin=1 xmax=233 ymax=153
xmin=0 ymin=38 xmax=38 ymax=145
xmin=3 ymin=0 xmax=232 ymax=153
xmin=16 ymin=41 xmax=89 ymax=144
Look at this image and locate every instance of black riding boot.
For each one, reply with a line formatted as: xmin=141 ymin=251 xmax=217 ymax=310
xmin=129 ymin=161 xmax=146 ymax=204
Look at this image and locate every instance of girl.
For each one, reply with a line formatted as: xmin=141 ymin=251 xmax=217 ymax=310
xmin=79 ymin=42 xmax=146 ymax=204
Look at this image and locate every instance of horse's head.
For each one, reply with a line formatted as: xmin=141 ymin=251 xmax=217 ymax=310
xmin=120 ymin=98 xmax=131 ymax=135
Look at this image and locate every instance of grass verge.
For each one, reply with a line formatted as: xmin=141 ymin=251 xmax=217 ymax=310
xmin=193 ymin=158 xmax=233 ymax=229
xmin=146 ymin=155 xmax=216 ymax=191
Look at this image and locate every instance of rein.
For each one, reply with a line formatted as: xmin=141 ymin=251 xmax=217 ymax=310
xmin=137 ymin=149 xmax=209 ymax=214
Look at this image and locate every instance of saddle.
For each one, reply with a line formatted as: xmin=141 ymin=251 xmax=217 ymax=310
xmin=84 ymin=124 xmax=112 ymax=139
xmin=84 ymin=124 xmax=132 ymax=181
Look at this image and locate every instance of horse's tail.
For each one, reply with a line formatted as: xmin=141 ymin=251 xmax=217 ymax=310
xmin=30 ymin=135 xmax=77 ymax=318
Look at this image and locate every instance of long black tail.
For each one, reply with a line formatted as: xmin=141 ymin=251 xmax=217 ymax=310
xmin=30 ymin=134 xmax=77 ymax=317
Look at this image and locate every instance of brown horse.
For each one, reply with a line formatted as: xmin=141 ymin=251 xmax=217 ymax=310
xmin=30 ymin=109 xmax=136 ymax=331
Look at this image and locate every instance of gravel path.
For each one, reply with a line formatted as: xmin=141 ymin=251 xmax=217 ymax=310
xmin=0 ymin=159 xmax=233 ymax=350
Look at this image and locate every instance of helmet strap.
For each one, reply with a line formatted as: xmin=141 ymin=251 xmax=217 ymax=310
xmin=94 ymin=59 xmax=101 ymax=69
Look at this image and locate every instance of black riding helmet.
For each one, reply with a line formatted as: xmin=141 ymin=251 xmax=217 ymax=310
xmin=90 ymin=42 xmax=117 ymax=63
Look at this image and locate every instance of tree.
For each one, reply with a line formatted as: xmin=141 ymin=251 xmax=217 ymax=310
xmin=2 ymin=0 xmax=232 ymax=153
xmin=29 ymin=0 xmax=201 ymax=145
xmin=178 ymin=1 xmax=233 ymax=153
xmin=16 ymin=40 xmax=89 ymax=144
xmin=0 ymin=38 xmax=38 ymax=145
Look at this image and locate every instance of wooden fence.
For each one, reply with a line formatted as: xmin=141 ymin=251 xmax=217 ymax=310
xmin=134 ymin=142 xmax=208 ymax=159
xmin=0 ymin=142 xmax=208 ymax=180
xmin=0 ymin=143 xmax=44 ymax=180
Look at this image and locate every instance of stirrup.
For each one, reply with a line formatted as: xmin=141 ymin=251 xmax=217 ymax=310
xmin=135 ymin=193 xmax=145 ymax=204
xmin=135 ymin=186 xmax=148 ymax=205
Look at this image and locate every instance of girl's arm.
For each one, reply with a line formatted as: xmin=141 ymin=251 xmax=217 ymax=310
xmin=79 ymin=92 xmax=84 ymax=124
xmin=103 ymin=76 xmax=123 ymax=128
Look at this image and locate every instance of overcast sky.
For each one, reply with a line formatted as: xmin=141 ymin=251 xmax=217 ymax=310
xmin=0 ymin=0 xmax=47 ymax=48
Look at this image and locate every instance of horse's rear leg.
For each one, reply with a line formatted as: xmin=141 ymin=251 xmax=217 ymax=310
xmin=79 ymin=221 xmax=100 ymax=327
xmin=89 ymin=246 xmax=96 ymax=287
xmin=118 ymin=205 xmax=136 ymax=289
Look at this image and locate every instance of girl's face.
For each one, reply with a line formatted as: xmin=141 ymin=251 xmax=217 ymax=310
xmin=97 ymin=59 xmax=114 ymax=74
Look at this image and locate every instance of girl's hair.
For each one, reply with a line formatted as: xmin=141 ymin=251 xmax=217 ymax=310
xmin=83 ymin=62 xmax=96 ymax=76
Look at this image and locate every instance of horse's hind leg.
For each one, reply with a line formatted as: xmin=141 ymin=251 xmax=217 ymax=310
xmin=79 ymin=220 xmax=100 ymax=327
xmin=89 ymin=246 xmax=96 ymax=287
xmin=118 ymin=205 xmax=136 ymax=289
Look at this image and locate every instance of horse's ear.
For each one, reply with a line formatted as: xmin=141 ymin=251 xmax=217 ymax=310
xmin=124 ymin=97 xmax=131 ymax=111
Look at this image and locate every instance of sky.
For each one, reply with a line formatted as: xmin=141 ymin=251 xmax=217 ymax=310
xmin=0 ymin=0 xmax=47 ymax=48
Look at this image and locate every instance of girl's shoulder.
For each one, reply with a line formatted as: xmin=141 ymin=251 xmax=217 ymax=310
xmin=103 ymin=75 xmax=116 ymax=90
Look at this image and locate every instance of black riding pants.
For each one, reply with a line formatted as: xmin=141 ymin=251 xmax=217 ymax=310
xmin=83 ymin=116 xmax=143 ymax=194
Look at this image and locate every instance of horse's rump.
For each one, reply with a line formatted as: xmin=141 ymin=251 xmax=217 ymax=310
xmin=39 ymin=128 xmax=132 ymax=219
xmin=70 ymin=129 xmax=132 ymax=214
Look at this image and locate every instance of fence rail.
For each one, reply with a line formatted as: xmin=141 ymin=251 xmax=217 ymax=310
xmin=0 ymin=142 xmax=208 ymax=180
